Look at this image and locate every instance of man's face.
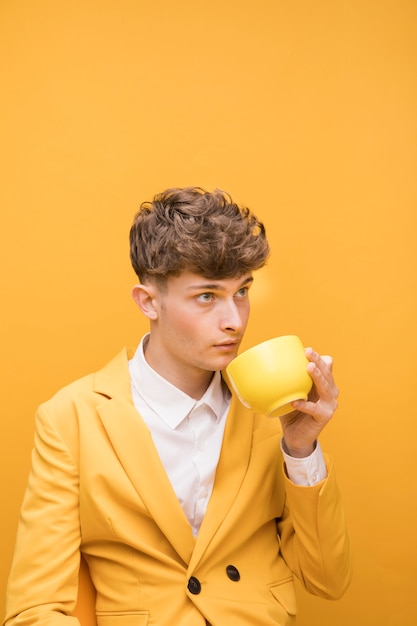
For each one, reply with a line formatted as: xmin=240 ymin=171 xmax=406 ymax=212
xmin=147 ymin=271 xmax=253 ymax=381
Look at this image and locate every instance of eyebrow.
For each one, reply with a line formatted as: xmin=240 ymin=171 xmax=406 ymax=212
xmin=187 ymin=276 xmax=254 ymax=292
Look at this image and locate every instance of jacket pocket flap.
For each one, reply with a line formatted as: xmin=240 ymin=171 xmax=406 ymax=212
xmin=97 ymin=612 xmax=149 ymax=626
xmin=269 ymin=578 xmax=297 ymax=616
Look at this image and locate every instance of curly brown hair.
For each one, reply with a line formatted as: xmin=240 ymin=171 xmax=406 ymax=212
xmin=129 ymin=187 xmax=270 ymax=284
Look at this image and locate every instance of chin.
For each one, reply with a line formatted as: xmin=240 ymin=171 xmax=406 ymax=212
xmin=214 ymin=355 xmax=236 ymax=372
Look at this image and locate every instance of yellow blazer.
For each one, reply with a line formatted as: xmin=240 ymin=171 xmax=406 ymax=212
xmin=4 ymin=349 xmax=352 ymax=626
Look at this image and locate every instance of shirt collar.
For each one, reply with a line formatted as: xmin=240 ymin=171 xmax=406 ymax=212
xmin=129 ymin=334 xmax=228 ymax=429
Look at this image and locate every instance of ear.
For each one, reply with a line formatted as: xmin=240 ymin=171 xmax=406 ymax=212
xmin=132 ymin=283 xmax=159 ymax=320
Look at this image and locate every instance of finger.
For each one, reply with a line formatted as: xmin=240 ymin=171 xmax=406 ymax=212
xmin=305 ymin=348 xmax=333 ymax=373
xmin=307 ymin=360 xmax=330 ymax=396
xmin=307 ymin=359 xmax=339 ymax=402
xmin=292 ymin=396 xmax=337 ymax=423
xmin=321 ymin=355 xmax=333 ymax=371
xmin=291 ymin=398 xmax=326 ymax=421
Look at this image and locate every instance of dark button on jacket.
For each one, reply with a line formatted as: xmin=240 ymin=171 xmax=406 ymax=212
xmin=226 ymin=564 xmax=240 ymax=581
xmin=187 ymin=576 xmax=202 ymax=594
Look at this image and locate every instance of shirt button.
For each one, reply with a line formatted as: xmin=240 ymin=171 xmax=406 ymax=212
xmin=187 ymin=576 xmax=202 ymax=594
xmin=226 ymin=565 xmax=240 ymax=581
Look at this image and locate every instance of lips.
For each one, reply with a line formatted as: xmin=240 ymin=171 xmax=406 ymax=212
xmin=214 ymin=341 xmax=239 ymax=349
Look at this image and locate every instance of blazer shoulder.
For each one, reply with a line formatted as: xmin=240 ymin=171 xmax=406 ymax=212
xmin=32 ymin=349 xmax=134 ymax=463
xmin=38 ymin=348 xmax=133 ymax=423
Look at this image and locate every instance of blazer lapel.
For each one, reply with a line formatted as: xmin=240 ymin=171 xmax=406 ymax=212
xmin=93 ymin=350 xmax=195 ymax=565
xmin=92 ymin=351 xmax=255 ymax=570
xmin=189 ymin=394 xmax=255 ymax=569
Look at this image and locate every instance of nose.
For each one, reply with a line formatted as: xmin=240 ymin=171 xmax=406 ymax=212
xmin=219 ymin=299 xmax=245 ymax=333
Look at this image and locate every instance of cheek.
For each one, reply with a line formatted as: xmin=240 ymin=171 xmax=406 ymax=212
xmin=161 ymin=306 xmax=199 ymax=339
xmin=240 ymin=301 xmax=250 ymax=326
xmin=172 ymin=314 xmax=215 ymax=350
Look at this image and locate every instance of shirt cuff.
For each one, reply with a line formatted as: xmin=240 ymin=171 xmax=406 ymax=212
xmin=280 ymin=439 xmax=328 ymax=486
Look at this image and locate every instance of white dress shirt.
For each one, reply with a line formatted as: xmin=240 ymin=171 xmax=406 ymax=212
xmin=128 ymin=335 xmax=327 ymax=536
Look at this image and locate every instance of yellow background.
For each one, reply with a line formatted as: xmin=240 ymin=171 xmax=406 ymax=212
xmin=1 ymin=1 xmax=416 ymax=624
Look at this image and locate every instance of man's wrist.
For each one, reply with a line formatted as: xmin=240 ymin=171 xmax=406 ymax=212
xmin=280 ymin=439 xmax=327 ymax=486
xmin=281 ymin=438 xmax=317 ymax=458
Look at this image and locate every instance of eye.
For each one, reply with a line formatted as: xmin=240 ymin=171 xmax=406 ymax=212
xmin=196 ymin=292 xmax=215 ymax=303
xmin=235 ymin=287 xmax=249 ymax=298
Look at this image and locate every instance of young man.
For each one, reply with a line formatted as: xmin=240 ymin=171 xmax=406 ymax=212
xmin=4 ymin=187 xmax=352 ymax=626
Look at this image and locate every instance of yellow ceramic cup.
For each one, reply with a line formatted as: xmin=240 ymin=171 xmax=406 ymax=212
xmin=225 ymin=335 xmax=313 ymax=417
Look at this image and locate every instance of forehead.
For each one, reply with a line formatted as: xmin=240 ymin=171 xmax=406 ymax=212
xmin=165 ymin=271 xmax=253 ymax=293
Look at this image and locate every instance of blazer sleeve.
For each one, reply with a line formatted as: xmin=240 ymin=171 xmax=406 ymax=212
xmin=4 ymin=403 xmax=82 ymax=626
xmin=277 ymin=454 xmax=352 ymax=600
